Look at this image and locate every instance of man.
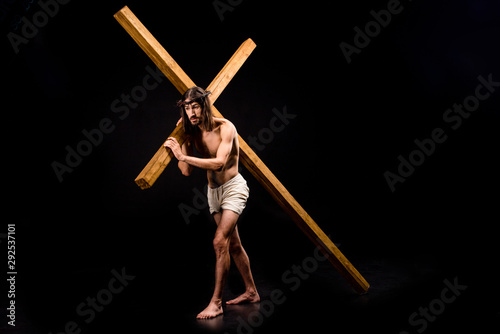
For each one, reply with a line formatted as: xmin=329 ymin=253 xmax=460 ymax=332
xmin=164 ymin=86 xmax=260 ymax=319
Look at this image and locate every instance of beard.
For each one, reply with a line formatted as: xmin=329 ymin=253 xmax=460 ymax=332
xmin=190 ymin=117 xmax=200 ymax=125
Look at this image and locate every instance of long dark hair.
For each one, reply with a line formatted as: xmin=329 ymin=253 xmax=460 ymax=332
xmin=178 ymin=86 xmax=214 ymax=135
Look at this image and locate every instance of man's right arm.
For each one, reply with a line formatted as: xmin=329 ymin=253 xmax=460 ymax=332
xmin=178 ymin=140 xmax=193 ymax=176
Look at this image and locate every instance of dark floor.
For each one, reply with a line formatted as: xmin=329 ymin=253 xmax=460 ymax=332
xmin=4 ymin=222 xmax=499 ymax=334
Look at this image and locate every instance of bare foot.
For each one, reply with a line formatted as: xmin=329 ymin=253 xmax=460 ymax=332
xmin=196 ymin=300 xmax=223 ymax=319
xmin=226 ymin=290 xmax=260 ymax=305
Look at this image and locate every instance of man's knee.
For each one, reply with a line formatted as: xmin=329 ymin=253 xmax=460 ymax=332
xmin=213 ymin=235 xmax=230 ymax=254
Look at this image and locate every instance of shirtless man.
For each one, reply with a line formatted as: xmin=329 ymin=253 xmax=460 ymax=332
xmin=164 ymin=87 xmax=260 ymax=319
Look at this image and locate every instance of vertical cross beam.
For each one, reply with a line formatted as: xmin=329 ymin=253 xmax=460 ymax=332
xmin=114 ymin=6 xmax=369 ymax=294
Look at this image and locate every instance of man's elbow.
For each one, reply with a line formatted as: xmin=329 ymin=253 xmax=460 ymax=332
xmin=179 ymin=162 xmax=192 ymax=176
xmin=211 ymin=159 xmax=225 ymax=171
xmin=207 ymin=164 xmax=224 ymax=172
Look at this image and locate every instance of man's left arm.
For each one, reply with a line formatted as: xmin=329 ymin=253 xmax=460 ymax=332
xmin=165 ymin=124 xmax=234 ymax=171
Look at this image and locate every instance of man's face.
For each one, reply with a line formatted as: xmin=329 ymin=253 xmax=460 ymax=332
xmin=184 ymin=100 xmax=202 ymax=125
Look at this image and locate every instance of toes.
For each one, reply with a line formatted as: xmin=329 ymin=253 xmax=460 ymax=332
xmin=197 ymin=312 xmax=217 ymax=319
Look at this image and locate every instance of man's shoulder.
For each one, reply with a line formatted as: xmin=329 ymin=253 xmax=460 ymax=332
xmin=214 ymin=117 xmax=237 ymax=133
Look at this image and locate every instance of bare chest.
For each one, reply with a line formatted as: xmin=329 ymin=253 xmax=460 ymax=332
xmin=193 ymin=132 xmax=221 ymax=158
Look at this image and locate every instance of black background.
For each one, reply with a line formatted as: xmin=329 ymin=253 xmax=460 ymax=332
xmin=2 ymin=0 xmax=499 ymax=333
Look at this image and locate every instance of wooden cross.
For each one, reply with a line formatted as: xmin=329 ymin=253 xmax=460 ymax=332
xmin=114 ymin=6 xmax=369 ymax=294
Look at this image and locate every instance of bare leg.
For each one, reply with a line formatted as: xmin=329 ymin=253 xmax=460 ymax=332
xmin=197 ymin=210 xmax=239 ymax=319
xmin=226 ymin=226 xmax=260 ymax=305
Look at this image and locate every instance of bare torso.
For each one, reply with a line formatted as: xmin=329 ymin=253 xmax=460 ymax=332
xmin=191 ymin=118 xmax=239 ymax=188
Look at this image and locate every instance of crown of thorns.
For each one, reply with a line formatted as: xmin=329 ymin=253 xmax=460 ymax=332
xmin=177 ymin=91 xmax=211 ymax=107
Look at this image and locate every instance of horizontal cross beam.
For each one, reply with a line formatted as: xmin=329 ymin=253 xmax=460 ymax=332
xmin=114 ymin=5 xmax=369 ymax=294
